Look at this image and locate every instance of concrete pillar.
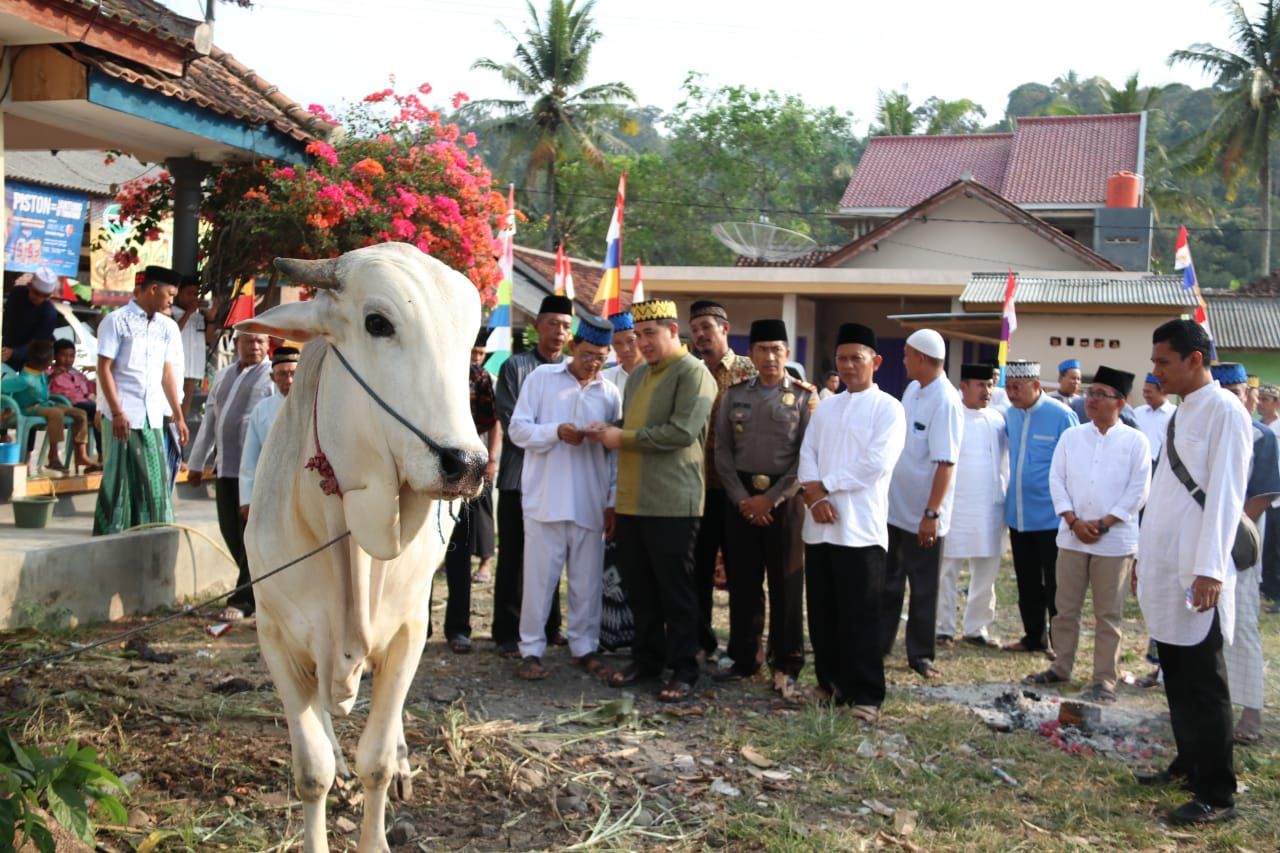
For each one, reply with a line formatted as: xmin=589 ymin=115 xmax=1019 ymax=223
xmin=782 ymin=293 xmax=797 ymax=349
xmin=165 ymin=157 xmax=210 ymax=278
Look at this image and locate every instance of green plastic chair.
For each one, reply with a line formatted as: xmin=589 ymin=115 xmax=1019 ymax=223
xmin=0 ymin=364 xmax=81 ymax=470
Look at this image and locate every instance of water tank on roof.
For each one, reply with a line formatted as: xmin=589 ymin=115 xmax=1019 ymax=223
xmin=1106 ymin=171 xmax=1143 ymax=208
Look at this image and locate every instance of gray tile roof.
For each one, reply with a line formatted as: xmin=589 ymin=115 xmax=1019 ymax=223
xmin=5 ymin=151 xmax=161 ymax=196
xmin=1205 ymin=294 xmax=1280 ymax=351
xmin=961 ymin=273 xmax=1198 ymax=307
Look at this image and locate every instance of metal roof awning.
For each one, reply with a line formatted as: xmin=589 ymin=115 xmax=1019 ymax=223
xmin=888 ymin=311 xmax=1002 ymax=345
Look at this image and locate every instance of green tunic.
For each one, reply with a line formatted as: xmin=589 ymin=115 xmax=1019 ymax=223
xmin=616 ymin=348 xmax=717 ymax=517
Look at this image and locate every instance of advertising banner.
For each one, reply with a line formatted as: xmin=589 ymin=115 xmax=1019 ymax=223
xmin=4 ymin=180 xmax=87 ymax=278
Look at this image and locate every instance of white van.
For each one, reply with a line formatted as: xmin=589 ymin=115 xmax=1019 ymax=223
xmin=51 ymin=300 xmax=98 ymax=375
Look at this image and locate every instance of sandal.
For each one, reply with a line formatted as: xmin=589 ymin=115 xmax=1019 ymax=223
xmin=606 ymin=661 xmax=646 ymax=688
xmin=909 ymin=658 xmax=941 ymax=679
xmin=1023 ymin=669 xmax=1067 ymax=686
xmin=852 ymin=704 xmax=880 ymax=724
xmin=496 ymin=642 xmax=521 ymax=659
xmin=447 ymin=635 xmax=472 ymax=654
xmin=517 ymin=656 xmax=549 ymax=680
xmin=657 ymin=678 xmax=696 ymax=704
xmin=572 ymin=652 xmax=612 ymax=682
xmin=218 ymin=606 xmax=246 ymax=622
xmin=1233 ymin=725 xmax=1263 ymax=745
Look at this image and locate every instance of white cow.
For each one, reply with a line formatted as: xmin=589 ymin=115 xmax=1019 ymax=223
xmin=237 ymin=243 xmax=486 ymax=853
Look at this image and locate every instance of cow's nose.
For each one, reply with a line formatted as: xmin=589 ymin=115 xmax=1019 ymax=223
xmin=439 ymin=446 xmax=486 ymax=485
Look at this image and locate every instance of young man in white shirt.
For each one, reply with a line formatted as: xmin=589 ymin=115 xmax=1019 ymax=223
xmin=798 ymin=322 xmax=906 ymax=722
xmin=507 ymin=317 xmax=622 ymax=681
xmin=937 ymin=363 xmax=1008 ymax=647
xmin=1026 ymin=366 xmax=1150 ymax=703
xmin=1133 ymin=373 xmax=1177 ymax=464
xmin=93 ymin=266 xmax=188 ymax=535
xmin=1134 ymin=320 xmax=1250 ymax=826
xmin=170 ymin=275 xmax=217 ymax=421
xmin=882 ymin=329 xmax=964 ymax=679
xmin=601 ymin=311 xmax=642 ymax=392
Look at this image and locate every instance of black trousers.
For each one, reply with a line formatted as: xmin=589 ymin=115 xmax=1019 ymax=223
xmin=1159 ymin=613 xmax=1236 ymax=807
xmin=215 ymin=477 xmax=253 ymax=612
xmin=441 ymin=489 xmax=493 ymax=639
xmin=493 ymin=488 xmax=559 ymax=647
xmin=692 ymin=488 xmax=727 ymax=655
xmin=805 ymin=542 xmax=886 ymax=707
xmin=880 ymin=524 xmax=944 ymax=662
xmin=1008 ymin=528 xmax=1058 ymax=650
xmin=615 ymin=514 xmax=702 ymax=682
xmin=1262 ymin=506 xmax=1280 ymax=600
xmin=723 ymin=494 xmax=805 ymax=677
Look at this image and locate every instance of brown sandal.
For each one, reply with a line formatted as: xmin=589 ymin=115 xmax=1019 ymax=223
xmin=517 ymin=656 xmax=549 ymax=680
xmin=572 ymin=652 xmax=612 ymax=682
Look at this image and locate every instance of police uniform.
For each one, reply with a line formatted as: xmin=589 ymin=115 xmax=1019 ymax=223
xmin=712 ymin=325 xmax=816 ymax=680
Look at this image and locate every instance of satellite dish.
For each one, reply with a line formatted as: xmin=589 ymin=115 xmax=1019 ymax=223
xmin=712 ymin=221 xmax=818 ymax=261
xmin=193 ymin=22 xmax=213 ymax=56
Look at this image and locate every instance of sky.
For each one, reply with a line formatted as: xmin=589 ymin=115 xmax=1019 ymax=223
xmin=171 ymin=0 xmax=1243 ymax=134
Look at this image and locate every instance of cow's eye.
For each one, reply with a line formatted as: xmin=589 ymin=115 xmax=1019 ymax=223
xmin=365 ymin=313 xmax=394 ymax=337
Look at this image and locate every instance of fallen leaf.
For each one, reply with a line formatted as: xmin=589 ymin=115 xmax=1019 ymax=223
xmin=894 ymin=809 xmax=918 ymax=836
xmin=741 ymin=745 xmax=774 ymax=768
xmin=862 ymin=798 xmax=895 ymax=817
xmin=1022 ymin=819 xmax=1048 ymax=834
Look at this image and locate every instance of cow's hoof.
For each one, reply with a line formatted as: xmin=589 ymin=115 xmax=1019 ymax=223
xmin=391 ymin=771 xmax=412 ymax=802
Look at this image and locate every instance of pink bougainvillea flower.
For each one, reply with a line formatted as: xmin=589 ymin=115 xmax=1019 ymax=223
xmin=451 ymin=91 xmax=469 ymax=109
xmin=352 ymin=158 xmax=386 ymax=180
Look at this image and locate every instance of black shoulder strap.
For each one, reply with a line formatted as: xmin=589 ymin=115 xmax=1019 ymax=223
xmin=1165 ymin=412 xmax=1207 ymax=509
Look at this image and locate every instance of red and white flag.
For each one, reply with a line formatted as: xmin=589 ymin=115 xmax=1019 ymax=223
xmin=630 ymin=258 xmax=645 ymax=305
xmin=554 ymin=243 xmax=575 ymax=301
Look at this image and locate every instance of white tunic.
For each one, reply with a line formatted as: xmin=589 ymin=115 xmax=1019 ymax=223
xmin=888 ymin=376 xmax=964 ymax=535
xmin=943 ymin=406 xmax=1008 ymax=559
xmin=239 ymin=392 xmax=285 ymax=505
xmin=797 ymin=385 xmax=905 ymax=549
xmin=1133 ymin=400 xmax=1176 ymax=462
xmin=508 ymin=362 xmax=622 ymax=531
xmin=1049 ymin=421 xmax=1150 ymax=556
xmin=1136 ymin=381 xmax=1250 ymax=646
xmin=171 ymin=305 xmax=208 ymax=381
xmin=601 ymin=363 xmax=632 ymax=394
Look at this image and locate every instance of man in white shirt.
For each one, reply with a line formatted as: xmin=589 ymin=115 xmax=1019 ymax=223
xmin=187 ymin=332 xmax=273 ymax=619
xmin=1260 ymin=383 xmax=1280 ymax=608
xmin=882 ymin=329 xmax=963 ymax=679
xmin=798 ymin=322 xmax=906 ymax=722
xmin=601 ymin=311 xmax=641 ymax=392
xmin=1134 ymin=320 xmax=1249 ymax=826
xmin=507 ymin=317 xmax=622 ymax=681
xmin=93 ymin=266 xmax=188 ymax=535
xmin=170 ymin=275 xmax=216 ymax=421
xmin=1133 ymin=373 xmax=1176 ymax=464
xmin=238 ymin=346 xmax=299 ymax=519
xmin=1026 ymin=366 xmax=1149 ymax=703
xmin=938 ymin=363 xmax=1008 ymax=647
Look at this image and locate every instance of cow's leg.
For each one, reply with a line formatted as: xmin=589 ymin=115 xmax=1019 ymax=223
xmin=259 ymin=633 xmax=336 ymax=853
xmin=354 ymin=622 xmax=426 ymax=853
xmin=321 ymin=710 xmax=351 ymax=779
xmin=390 ymin=711 xmax=412 ymax=802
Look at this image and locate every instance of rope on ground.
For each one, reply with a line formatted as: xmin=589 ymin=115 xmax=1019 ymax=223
xmin=0 ymin=527 xmax=351 ymax=675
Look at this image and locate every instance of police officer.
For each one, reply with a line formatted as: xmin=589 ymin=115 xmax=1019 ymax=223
xmin=711 ymin=319 xmax=817 ymax=697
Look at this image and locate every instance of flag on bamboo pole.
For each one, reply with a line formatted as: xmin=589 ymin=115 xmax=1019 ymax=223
xmin=996 ymin=268 xmax=1017 ymax=386
xmin=224 ymin=278 xmax=256 ymax=326
xmin=554 ymin=243 xmax=576 ymax=300
xmin=1173 ymin=225 xmax=1217 ymax=361
xmin=631 ymin=258 xmax=645 ymax=304
xmin=485 ymin=184 xmax=516 ymax=375
xmin=594 ymin=173 xmax=626 ymax=316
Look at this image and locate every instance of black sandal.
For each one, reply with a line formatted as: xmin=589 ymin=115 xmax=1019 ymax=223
xmin=517 ymin=656 xmax=549 ymax=680
xmin=606 ymin=661 xmax=645 ymax=687
xmin=573 ymin=652 xmax=612 ymax=682
xmin=1023 ymin=669 xmax=1067 ymax=686
xmin=657 ymin=679 xmax=696 ymax=704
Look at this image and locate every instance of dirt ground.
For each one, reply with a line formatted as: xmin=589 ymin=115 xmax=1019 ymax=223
xmin=1 ymin=567 xmax=1277 ymax=851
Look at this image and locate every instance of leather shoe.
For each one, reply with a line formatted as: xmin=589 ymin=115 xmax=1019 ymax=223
xmin=1167 ymin=798 xmax=1237 ymax=826
xmin=1134 ymin=768 xmax=1189 ymax=789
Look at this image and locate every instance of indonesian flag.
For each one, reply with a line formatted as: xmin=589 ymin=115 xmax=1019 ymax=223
xmin=631 ymin=258 xmax=645 ymax=305
xmin=1173 ymin=225 xmax=1216 ymax=358
xmin=594 ymin=173 xmax=626 ymax=316
xmin=554 ymin=243 xmax=575 ymax=301
xmin=996 ymin=268 xmax=1017 ymax=385
xmin=485 ymin=184 xmax=516 ymax=373
xmin=224 ymin=278 xmax=256 ymax=326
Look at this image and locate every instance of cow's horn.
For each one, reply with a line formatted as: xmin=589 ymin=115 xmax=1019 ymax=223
xmin=273 ymin=257 xmax=340 ymax=289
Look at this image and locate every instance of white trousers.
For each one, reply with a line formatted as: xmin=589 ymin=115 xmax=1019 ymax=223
xmin=1224 ymin=564 xmax=1264 ymax=710
xmin=937 ymin=556 xmax=1001 ymax=639
xmin=519 ymin=519 xmax=605 ymax=659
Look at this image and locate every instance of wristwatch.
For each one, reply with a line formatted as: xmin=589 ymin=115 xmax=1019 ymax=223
xmin=923 ymin=508 xmax=940 ymax=520
xmin=1097 ymin=522 xmax=1111 ymax=535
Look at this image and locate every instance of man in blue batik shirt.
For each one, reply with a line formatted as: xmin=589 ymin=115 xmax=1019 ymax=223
xmin=1002 ymin=359 xmax=1079 ymax=657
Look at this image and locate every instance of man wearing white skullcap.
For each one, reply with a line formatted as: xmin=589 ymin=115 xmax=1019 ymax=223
xmin=882 ymin=328 xmax=964 ymax=678
xmin=2 ymin=268 xmax=60 ymax=370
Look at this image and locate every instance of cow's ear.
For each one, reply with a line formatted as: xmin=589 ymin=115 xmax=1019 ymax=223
xmin=235 ymin=300 xmax=330 ymax=342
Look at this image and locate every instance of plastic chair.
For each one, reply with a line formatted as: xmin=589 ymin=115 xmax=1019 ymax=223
xmin=0 ymin=364 xmax=80 ymax=472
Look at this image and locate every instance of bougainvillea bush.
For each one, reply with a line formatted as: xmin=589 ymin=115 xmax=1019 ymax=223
xmin=105 ymin=84 xmax=507 ymax=305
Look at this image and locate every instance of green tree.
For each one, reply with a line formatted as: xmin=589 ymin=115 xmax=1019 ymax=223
xmin=916 ymin=96 xmax=987 ymax=134
xmin=1170 ymin=0 xmax=1280 ymax=275
xmin=468 ymin=0 xmax=635 ymax=249
xmin=871 ymin=90 xmax=918 ymax=135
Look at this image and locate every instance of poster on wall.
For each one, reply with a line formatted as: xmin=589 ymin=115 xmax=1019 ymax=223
xmin=4 ymin=180 xmax=88 ymax=278
xmin=89 ymin=199 xmax=175 ymax=291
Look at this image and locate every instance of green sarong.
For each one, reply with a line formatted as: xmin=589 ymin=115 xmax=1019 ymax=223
xmin=93 ymin=425 xmax=173 ymax=536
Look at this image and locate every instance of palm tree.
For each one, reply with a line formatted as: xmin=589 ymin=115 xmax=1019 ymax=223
xmin=871 ymin=90 xmax=918 ymax=136
xmin=469 ymin=0 xmax=635 ymax=249
xmin=1170 ymin=0 xmax=1280 ymax=274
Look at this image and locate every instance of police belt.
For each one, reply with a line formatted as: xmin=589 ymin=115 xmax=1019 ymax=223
xmin=737 ymin=471 xmax=788 ymax=496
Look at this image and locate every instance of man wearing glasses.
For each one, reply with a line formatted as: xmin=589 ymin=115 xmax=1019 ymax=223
xmin=1025 ymin=366 xmax=1150 ymax=703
